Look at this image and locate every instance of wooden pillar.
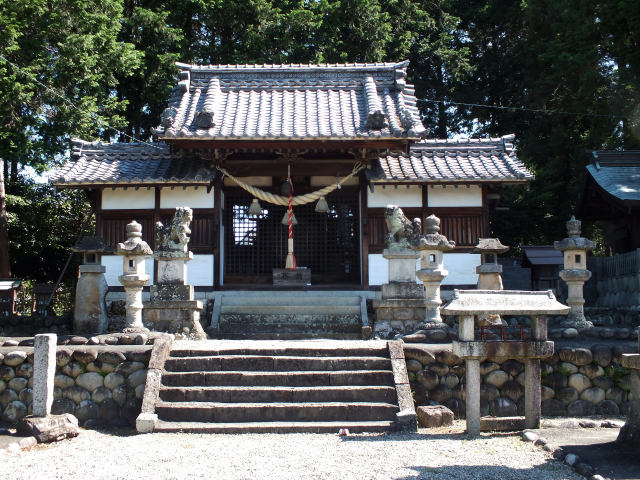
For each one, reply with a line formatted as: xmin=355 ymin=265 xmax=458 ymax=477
xmin=360 ymin=172 xmax=369 ymax=289
xmin=213 ymin=174 xmax=222 ymax=289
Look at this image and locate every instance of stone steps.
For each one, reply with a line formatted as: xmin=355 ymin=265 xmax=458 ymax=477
xmin=159 ymin=385 xmax=398 ymax=403
xmin=146 ymin=340 xmax=415 ymax=433
xmin=155 ymin=401 xmax=399 ymax=423
xmin=164 ymin=355 xmax=391 ymax=372
xmin=153 ymin=419 xmax=396 ymax=433
xmin=170 ymin=345 xmax=389 ymax=357
xmin=161 ymin=370 xmax=396 ymax=387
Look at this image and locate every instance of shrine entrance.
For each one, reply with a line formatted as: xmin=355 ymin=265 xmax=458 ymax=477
xmin=223 ymin=188 xmax=360 ymax=286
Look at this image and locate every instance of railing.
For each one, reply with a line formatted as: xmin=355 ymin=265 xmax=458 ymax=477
xmin=99 ymin=211 xmax=216 ymax=253
xmin=366 ymin=208 xmax=485 ymax=253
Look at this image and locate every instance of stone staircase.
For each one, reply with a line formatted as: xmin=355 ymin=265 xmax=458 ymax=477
xmin=209 ymin=292 xmax=374 ymax=339
xmin=148 ymin=340 xmax=415 ymax=433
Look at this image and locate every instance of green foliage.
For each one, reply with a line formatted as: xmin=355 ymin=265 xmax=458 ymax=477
xmin=604 ymin=364 xmax=629 ymax=390
xmin=6 ymin=176 xmax=93 ymax=282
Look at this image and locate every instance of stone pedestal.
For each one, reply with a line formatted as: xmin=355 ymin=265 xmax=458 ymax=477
xmin=476 ymin=263 xmax=503 ymax=290
xmin=410 ymin=215 xmax=455 ymax=325
xmin=416 ymin=267 xmax=448 ymax=323
xmin=384 ymin=248 xmax=419 ymax=283
xmin=115 ymin=221 xmax=153 ymax=332
xmin=143 ymin=208 xmax=206 ymax=339
xmin=373 ymin=249 xmax=424 ymax=335
xmin=559 ymin=269 xmax=592 ymax=328
xmin=120 ymin=276 xmax=148 ymax=330
xmin=72 ymin=236 xmax=112 ymax=334
xmin=554 ymin=216 xmax=595 ymax=329
xmin=74 ymin=265 xmax=109 ymax=333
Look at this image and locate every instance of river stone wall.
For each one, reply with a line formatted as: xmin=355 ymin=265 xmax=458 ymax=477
xmin=0 ymin=344 xmax=151 ymax=427
xmin=405 ymin=344 xmax=638 ymax=418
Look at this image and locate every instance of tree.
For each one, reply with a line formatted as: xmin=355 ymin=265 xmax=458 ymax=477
xmin=0 ymin=157 xmax=10 ymax=278
xmin=0 ymin=0 xmax=142 ymax=179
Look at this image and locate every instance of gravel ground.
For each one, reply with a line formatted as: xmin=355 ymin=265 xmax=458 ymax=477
xmin=1 ymin=422 xmax=582 ymax=480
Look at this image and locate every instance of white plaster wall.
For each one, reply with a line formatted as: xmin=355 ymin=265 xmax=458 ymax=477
xmin=441 ymin=253 xmax=480 ymax=285
xmin=310 ymin=176 xmax=359 ymax=187
xmin=367 ymin=185 xmax=422 ymax=208
xmin=223 ymin=176 xmax=272 ymax=187
xmin=160 ymin=187 xmax=213 ymax=209
xmin=427 ymin=185 xmax=482 ymax=207
xmin=188 ymin=254 xmax=214 ymax=286
xmin=101 ymin=188 xmax=155 ymax=210
xmin=102 ymin=255 xmax=155 ymax=287
xmin=368 ymin=253 xmax=480 ymax=286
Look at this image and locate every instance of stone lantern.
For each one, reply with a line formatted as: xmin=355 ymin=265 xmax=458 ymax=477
xmin=71 ymin=237 xmax=113 ymax=333
xmin=554 ymin=216 xmax=595 ymax=328
xmin=116 ymin=221 xmax=152 ymax=331
xmin=411 ymin=214 xmax=455 ymax=323
xmin=474 ymin=238 xmax=509 ymax=290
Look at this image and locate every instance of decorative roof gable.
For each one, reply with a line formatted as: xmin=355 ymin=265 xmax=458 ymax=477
xmin=152 ymin=61 xmax=426 ymax=141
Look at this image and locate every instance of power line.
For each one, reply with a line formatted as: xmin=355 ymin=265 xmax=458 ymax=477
xmin=0 ymin=53 xmax=163 ymax=149
xmin=417 ymin=97 xmax=624 ymax=119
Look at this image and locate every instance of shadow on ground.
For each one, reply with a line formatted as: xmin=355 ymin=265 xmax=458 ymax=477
xmin=392 ymin=462 xmax=572 ymax=480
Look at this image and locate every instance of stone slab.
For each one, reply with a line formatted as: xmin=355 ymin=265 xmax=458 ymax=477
xmin=442 ymin=289 xmax=570 ymax=315
xmin=452 ymin=340 xmax=554 ymax=360
xmin=32 ymin=334 xmax=56 ymax=417
xmin=620 ymin=354 xmax=640 ymax=370
xmin=381 ymin=282 xmax=425 ymax=300
xmin=479 ymin=416 xmax=525 ymax=431
xmin=16 ymin=413 xmax=79 ymax=443
xmin=373 ymin=299 xmax=425 ymax=309
xmin=156 ymin=259 xmax=188 ymax=285
xmin=272 ymin=268 xmax=311 ymax=286
xmin=150 ymin=284 xmax=194 ymax=301
xmin=417 ymin=405 xmax=454 ymax=428
xmin=136 ymin=413 xmax=158 ymax=433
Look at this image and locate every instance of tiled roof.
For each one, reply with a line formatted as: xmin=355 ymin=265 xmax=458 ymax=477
xmin=50 ymin=140 xmax=215 ymax=187
xmin=587 ymin=151 xmax=640 ymax=205
xmin=153 ymin=61 xmax=426 ymax=141
xmin=377 ymin=134 xmax=534 ymax=183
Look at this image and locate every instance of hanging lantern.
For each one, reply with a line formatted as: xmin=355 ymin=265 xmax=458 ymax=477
xmin=281 ymin=210 xmax=298 ymax=225
xmin=315 ymin=196 xmax=329 ymax=213
xmin=248 ymin=198 xmax=262 ymax=216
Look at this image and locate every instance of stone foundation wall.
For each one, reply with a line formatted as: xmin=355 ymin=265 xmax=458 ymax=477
xmin=0 ymin=315 xmax=72 ymax=337
xmin=0 ymin=337 xmax=154 ymax=427
xmin=405 ymin=344 xmax=638 ymax=418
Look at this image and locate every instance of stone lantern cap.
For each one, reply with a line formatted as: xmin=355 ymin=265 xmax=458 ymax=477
xmin=473 ymin=238 xmax=509 ymax=254
xmin=554 ymin=216 xmax=595 ymax=252
xmin=442 ymin=289 xmax=570 ymax=316
xmin=411 ymin=214 xmax=455 ymax=252
xmin=116 ymin=221 xmax=153 ymax=256
xmin=71 ymin=236 xmax=114 ymax=254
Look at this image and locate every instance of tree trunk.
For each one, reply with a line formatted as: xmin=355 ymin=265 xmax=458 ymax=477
xmin=0 ymin=157 xmax=11 ymax=278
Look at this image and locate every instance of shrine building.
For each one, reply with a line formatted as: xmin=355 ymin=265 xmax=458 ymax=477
xmin=51 ymin=61 xmax=533 ymax=297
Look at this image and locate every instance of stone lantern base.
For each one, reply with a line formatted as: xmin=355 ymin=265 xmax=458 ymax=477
xmin=142 ymin=299 xmax=205 ymax=339
xmin=373 ymin=283 xmax=426 ymax=335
